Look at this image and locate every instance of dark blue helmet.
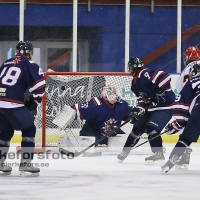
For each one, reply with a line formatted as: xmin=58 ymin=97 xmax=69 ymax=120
xmin=128 ymin=57 xmax=144 ymax=77
xmin=128 ymin=57 xmax=144 ymax=71
xmin=16 ymin=41 xmax=33 ymax=59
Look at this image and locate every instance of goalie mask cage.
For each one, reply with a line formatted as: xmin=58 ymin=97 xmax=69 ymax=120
xmin=17 ymin=72 xmax=137 ymax=153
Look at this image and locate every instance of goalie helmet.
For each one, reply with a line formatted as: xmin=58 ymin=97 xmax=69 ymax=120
xmin=100 ymin=85 xmax=118 ymax=104
xmin=183 ymin=46 xmax=200 ymax=66
xmin=128 ymin=57 xmax=144 ymax=77
xmin=16 ymin=41 xmax=34 ymax=59
xmin=189 ymin=64 xmax=200 ymax=80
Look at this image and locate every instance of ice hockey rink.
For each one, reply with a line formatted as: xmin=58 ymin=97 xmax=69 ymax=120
xmin=1 ymin=142 xmax=200 ymax=200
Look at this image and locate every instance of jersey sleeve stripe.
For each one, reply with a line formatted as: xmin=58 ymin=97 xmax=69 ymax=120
xmin=192 ymin=80 xmax=200 ymax=89
xmin=29 ymin=80 xmax=46 ymax=93
xmin=158 ymin=75 xmax=171 ymax=88
xmin=151 ymin=71 xmax=163 ymax=84
xmin=93 ymin=97 xmax=102 ymax=105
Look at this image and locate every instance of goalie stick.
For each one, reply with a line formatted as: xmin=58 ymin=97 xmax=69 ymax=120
xmin=63 ymin=128 xmax=102 ymax=157
xmin=59 ymin=117 xmax=131 ymax=157
xmin=59 ymin=103 xmax=155 ymax=157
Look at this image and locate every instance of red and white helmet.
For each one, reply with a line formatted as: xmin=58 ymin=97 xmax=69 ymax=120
xmin=183 ymin=46 xmax=200 ymax=66
xmin=100 ymin=85 xmax=118 ymax=104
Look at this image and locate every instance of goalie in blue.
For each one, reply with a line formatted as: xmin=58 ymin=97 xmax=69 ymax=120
xmin=72 ymin=85 xmax=133 ymax=146
xmin=0 ymin=41 xmax=45 ymax=176
xmin=117 ymin=57 xmax=175 ymax=164
xmin=53 ymin=85 xmax=133 ymax=146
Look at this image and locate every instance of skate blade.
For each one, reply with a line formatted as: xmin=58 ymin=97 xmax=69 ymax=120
xmin=19 ymin=171 xmax=39 ymax=177
xmin=175 ymin=164 xmax=188 ymax=171
xmin=161 ymin=166 xmax=170 ymax=174
xmin=145 ymin=159 xmax=165 ymax=166
xmin=0 ymin=172 xmax=11 ymax=176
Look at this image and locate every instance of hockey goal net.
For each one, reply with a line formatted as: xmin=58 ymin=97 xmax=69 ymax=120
xmin=18 ymin=72 xmax=139 ymax=153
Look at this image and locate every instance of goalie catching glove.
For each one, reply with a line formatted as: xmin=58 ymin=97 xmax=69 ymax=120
xmin=164 ymin=120 xmax=182 ymax=135
xmin=52 ymin=105 xmax=76 ymax=129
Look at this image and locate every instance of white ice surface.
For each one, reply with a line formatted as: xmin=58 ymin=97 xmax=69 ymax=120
xmin=1 ymin=144 xmax=200 ymax=200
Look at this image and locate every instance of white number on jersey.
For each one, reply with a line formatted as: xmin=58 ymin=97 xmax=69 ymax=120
xmin=144 ymin=72 xmax=150 ymax=79
xmin=81 ymin=102 xmax=88 ymax=108
xmin=175 ymin=94 xmax=181 ymax=102
xmin=0 ymin=66 xmax=21 ymax=86
xmin=39 ymin=68 xmax=44 ymax=75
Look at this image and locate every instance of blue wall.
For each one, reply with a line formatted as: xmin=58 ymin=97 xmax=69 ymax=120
xmin=1 ymin=3 xmax=200 ymax=72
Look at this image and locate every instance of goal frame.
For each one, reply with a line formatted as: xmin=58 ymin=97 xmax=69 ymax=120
xmin=17 ymin=71 xmax=131 ymax=153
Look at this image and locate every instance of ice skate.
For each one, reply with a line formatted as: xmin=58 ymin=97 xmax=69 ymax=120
xmin=117 ymin=148 xmax=131 ymax=162
xmin=19 ymin=159 xmax=40 ymax=177
xmin=0 ymin=162 xmax=12 ymax=175
xmin=145 ymin=151 xmax=165 ymax=165
xmin=161 ymin=159 xmax=175 ymax=174
xmin=175 ymin=148 xmax=192 ymax=170
xmin=161 ymin=155 xmax=181 ymax=174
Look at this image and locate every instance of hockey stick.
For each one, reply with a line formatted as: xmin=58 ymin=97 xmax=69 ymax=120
xmin=59 ymin=103 xmax=155 ymax=157
xmin=59 ymin=117 xmax=131 ymax=157
xmin=130 ymin=129 xmax=168 ymax=151
xmin=63 ymin=128 xmax=103 ymax=157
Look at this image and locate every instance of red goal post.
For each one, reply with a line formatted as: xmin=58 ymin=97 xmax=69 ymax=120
xmin=17 ymin=71 xmax=136 ymax=153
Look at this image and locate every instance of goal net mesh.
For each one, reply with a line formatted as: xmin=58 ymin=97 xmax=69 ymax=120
xmin=34 ymin=72 xmax=138 ymax=148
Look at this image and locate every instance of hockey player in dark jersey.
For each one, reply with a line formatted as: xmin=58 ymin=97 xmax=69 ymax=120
xmin=72 ymin=85 xmax=133 ymax=146
xmin=161 ymin=64 xmax=200 ymax=174
xmin=0 ymin=41 xmax=45 ymax=176
xmin=117 ymin=57 xmax=175 ymax=164
xmin=171 ymin=46 xmax=200 ymax=169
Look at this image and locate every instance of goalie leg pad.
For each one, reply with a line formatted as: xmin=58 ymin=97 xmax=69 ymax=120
xmin=107 ymin=136 xmax=127 ymax=152
xmin=53 ymin=105 xmax=76 ymax=129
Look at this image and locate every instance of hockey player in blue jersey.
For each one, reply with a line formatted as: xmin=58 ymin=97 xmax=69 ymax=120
xmin=161 ymin=63 xmax=200 ymax=174
xmin=0 ymin=41 xmax=45 ymax=175
xmin=171 ymin=46 xmax=200 ymax=169
xmin=117 ymin=57 xmax=175 ymax=163
xmin=71 ymin=85 xmax=132 ymax=145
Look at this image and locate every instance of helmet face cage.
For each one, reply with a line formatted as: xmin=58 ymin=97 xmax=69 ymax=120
xmin=16 ymin=41 xmax=34 ymax=59
xmin=127 ymin=57 xmax=144 ymax=72
xmin=101 ymin=85 xmax=118 ymax=103
xmin=189 ymin=64 xmax=200 ymax=80
xmin=183 ymin=46 xmax=200 ymax=66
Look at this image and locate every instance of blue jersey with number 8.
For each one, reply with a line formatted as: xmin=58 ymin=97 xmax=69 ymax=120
xmin=0 ymin=54 xmax=46 ymax=108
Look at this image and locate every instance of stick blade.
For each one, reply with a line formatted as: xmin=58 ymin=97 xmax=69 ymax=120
xmin=59 ymin=147 xmax=80 ymax=157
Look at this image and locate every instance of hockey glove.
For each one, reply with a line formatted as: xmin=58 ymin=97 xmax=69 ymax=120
xmin=24 ymin=93 xmax=37 ymax=111
xmin=151 ymin=96 xmax=159 ymax=107
xmin=164 ymin=120 xmax=182 ymax=135
xmin=130 ymin=107 xmax=145 ymax=124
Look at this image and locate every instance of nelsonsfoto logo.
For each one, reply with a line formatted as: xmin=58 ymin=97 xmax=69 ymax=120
xmin=149 ymin=121 xmax=158 ymax=126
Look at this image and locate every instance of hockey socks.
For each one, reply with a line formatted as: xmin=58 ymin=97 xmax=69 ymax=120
xmin=117 ymin=128 xmax=142 ymax=162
